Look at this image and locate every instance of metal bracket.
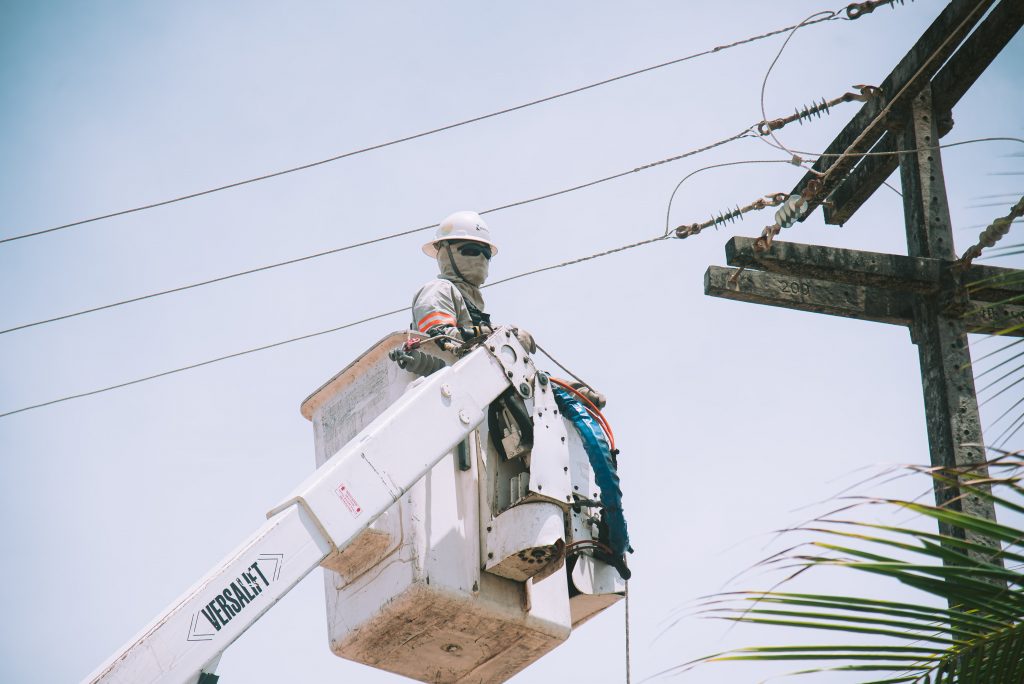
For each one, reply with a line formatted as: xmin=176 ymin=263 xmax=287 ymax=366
xmin=526 ymin=373 xmax=573 ymax=507
xmin=483 ymin=327 xmax=537 ymax=399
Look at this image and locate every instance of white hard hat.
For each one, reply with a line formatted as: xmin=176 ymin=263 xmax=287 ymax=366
xmin=422 ymin=211 xmax=499 ymax=257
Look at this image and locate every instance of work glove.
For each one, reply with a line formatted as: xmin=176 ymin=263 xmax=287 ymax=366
xmin=510 ymin=326 xmax=537 ymax=354
xmin=457 ymin=324 xmax=493 ymax=341
xmin=570 ymin=381 xmax=607 ymax=410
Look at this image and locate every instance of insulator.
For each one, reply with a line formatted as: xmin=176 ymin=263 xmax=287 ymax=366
xmin=708 ymin=204 xmax=746 ymax=230
xmin=774 ymin=194 xmax=809 ymax=229
xmin=978 ymin=218 xmax=1012 ymax=248
xmin=794 ymin=98 xmax=831 ymax=126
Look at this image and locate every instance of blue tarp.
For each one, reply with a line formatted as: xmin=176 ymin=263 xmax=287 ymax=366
xmin=552 ymin=385 xmax=631 ymax=557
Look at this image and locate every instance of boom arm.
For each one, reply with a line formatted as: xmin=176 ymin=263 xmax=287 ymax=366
xmin=85 ymin=333 xmax=530 ymax=684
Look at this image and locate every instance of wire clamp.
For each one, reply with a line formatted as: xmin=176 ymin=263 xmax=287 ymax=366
xmin=845 ymin=0 xmax=905 ymax=20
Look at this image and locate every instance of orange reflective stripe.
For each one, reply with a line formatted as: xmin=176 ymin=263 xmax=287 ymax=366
xmin=417 ymin=312 xmax=456 ymax=332
xmin=418 ymin=312 xmax=454 ymax=328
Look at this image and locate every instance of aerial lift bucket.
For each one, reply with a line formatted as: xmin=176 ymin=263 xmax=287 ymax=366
xmin=300 ymin=332 xmax=625 ymax=683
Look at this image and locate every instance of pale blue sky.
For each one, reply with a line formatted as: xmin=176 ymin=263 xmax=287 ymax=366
xmin=1 ymin=2 xmax=1022 ymax=682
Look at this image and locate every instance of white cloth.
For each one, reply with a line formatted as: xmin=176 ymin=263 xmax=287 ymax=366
xmin=437 ymin=245 xmax=487 ymax=309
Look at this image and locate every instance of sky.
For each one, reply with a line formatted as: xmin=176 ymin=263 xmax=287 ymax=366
xmin=1 ymin=1 xmax=1022 ymax=682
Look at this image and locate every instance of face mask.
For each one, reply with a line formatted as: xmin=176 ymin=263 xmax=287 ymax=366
xmin=440 ymin=242 xmax=489 ymax=286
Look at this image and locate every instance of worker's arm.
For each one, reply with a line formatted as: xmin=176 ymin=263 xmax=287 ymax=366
xmin=412 ymin=280 xmax=488 ymax=343
xmin=412 ymin=281 xmax=534 ymax=352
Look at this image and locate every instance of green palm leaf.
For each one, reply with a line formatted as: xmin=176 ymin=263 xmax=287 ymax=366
xmin=685 ymin=456 xmax=1024 ymax=683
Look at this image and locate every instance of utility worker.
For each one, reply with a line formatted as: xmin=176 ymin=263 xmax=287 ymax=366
xmin=412 ymin=210 xmax=605 ymax=408
xmin=412 ymin=211 xmax=626 ymax=576
xmin=412 ymin=210 xmax=535 ymax=351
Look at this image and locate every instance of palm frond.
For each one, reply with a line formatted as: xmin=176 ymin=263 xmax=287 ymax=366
xmin=686 ymin=456 xmax=1024 ymax=683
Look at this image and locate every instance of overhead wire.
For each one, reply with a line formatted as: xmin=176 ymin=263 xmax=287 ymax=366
xmin=662 ymin=79 xmax=882 ymax=236
xmin=10 ymin=144 xmax=1008 ymax=412
xmin=625 ymin=581 xmax=632 ymax=684
xmin=0 ymin=133 xmax=748 ymax=337
xmin=0 ymin=306 xmax=409 ymax=419
xmin=758 ymin=136 xmax=1024 ymax=161
xmin=0 ymin=232 xmax=669 ymax=419
xmin=745 ymin=137 xmax=1024 ymax=224
xmin=759 ymin=10 xmax=839 ymax=160
xmin=0 ymin=8 xmax=862 ymax=246
xmin=815 ymin=0 xmax=990 ymax=191
xmin=0 ymin=0 xmax=924 ymax=416
xmin=664 ymin=159 xmax=809 ymax=236
xmin=535 ymin=343 xmax=595 ymax=391
xmin=0 ymin=4 xmax=921 ymax=336
xmin=752 ymin=4 xmax=894 ymax=200
xmin=2 ymin=113 xmax=855 ymax=339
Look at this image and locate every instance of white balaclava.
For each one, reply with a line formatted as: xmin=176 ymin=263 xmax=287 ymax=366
xmin=437 ymin=241 xmax=488 ymax=311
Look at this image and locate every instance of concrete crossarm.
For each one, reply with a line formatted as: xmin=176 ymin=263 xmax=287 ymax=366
xmin=84 ymin=331 xmax=529 ymax=684
xmin=726 ymin=236 xmax=1024 ymax=303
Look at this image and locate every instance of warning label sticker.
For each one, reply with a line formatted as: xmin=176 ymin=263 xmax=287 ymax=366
xmin=335 ymin=483 xmax=363 ymax=517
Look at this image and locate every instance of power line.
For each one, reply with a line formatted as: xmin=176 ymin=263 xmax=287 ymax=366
xmin=14 ymin=119 xmax=983 ymax=416
xmin=817 ymin=1 xmax=987 ymax=190
xmin=0 ymin=9 xmax=861 ymax=245
xmin=759 ymin=10 xmax=839 ymax=160
xmin=13 ymin=102 xmax=990 ymax=338
xmin=759 ymin=136 xmax=1024 ymax=161
xmin=0 ymin=234 xmax=669 ymax=419
xmin=664 ymin=159 xmax=806 ymax=235
xmin=0 ymin=130 xmax=752 ymax=336
xmin=5 ymin=131 xmax=1003 ymax=342
xmin=484 ymin=235 xmax=669 ymax=289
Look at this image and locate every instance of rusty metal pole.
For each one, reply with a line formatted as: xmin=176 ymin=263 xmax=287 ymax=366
xmin=898 ymin=84 xmax=1000 ymax=563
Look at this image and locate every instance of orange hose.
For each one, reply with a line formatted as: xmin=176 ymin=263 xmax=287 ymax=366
xmin=550 ymin=377 xmax=616 ymax=452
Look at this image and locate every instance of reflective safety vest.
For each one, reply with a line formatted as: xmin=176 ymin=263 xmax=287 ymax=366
xmin=411 ymin=278 xmax=490 ymax=333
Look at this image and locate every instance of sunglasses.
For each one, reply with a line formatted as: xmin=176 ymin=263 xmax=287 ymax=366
xmin=456 ymin=243 xmax=492 ymax=260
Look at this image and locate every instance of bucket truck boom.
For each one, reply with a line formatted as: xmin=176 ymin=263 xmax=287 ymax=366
xmin=85 ymin=331 xmax=529 ymax=684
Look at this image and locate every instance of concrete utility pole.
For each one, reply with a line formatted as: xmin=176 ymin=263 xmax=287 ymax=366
xmin=705 ymin=0 xmax=1023 ymax=561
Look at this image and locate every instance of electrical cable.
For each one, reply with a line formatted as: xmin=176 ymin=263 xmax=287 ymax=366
xmin=482 ymin=235 xmax=670 ymax=291
xmin=816 ymin=1 xmax=990 ymax=190
xmin=752 ymin=136 xmax=1024 ymax=204
xmin=535 ymin=342 xmax=595 ymax=391
xmin=664 ymin=159 xmax=810 ymax=236
xmin=759 ymin=11 xmax=839 ymax=160
xmin=0 ymin=10 xmax=857 ymax=246
xmin=0 ymin=306 xmax=408 ymax=419
xmin=551 ymin=377 xmax=616 ymax=451
xmin=625 ymin=580 xmax=632 ymax=684
xmin=4 ymin=58 xmax=943 ymax=336
xmin=1 ymin=136 xmax=741 ymax=337
xmin=759 ymin=136 xmax=1024 ymax=161
xmin=0 ymin=232 xmax=669 ymax=419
